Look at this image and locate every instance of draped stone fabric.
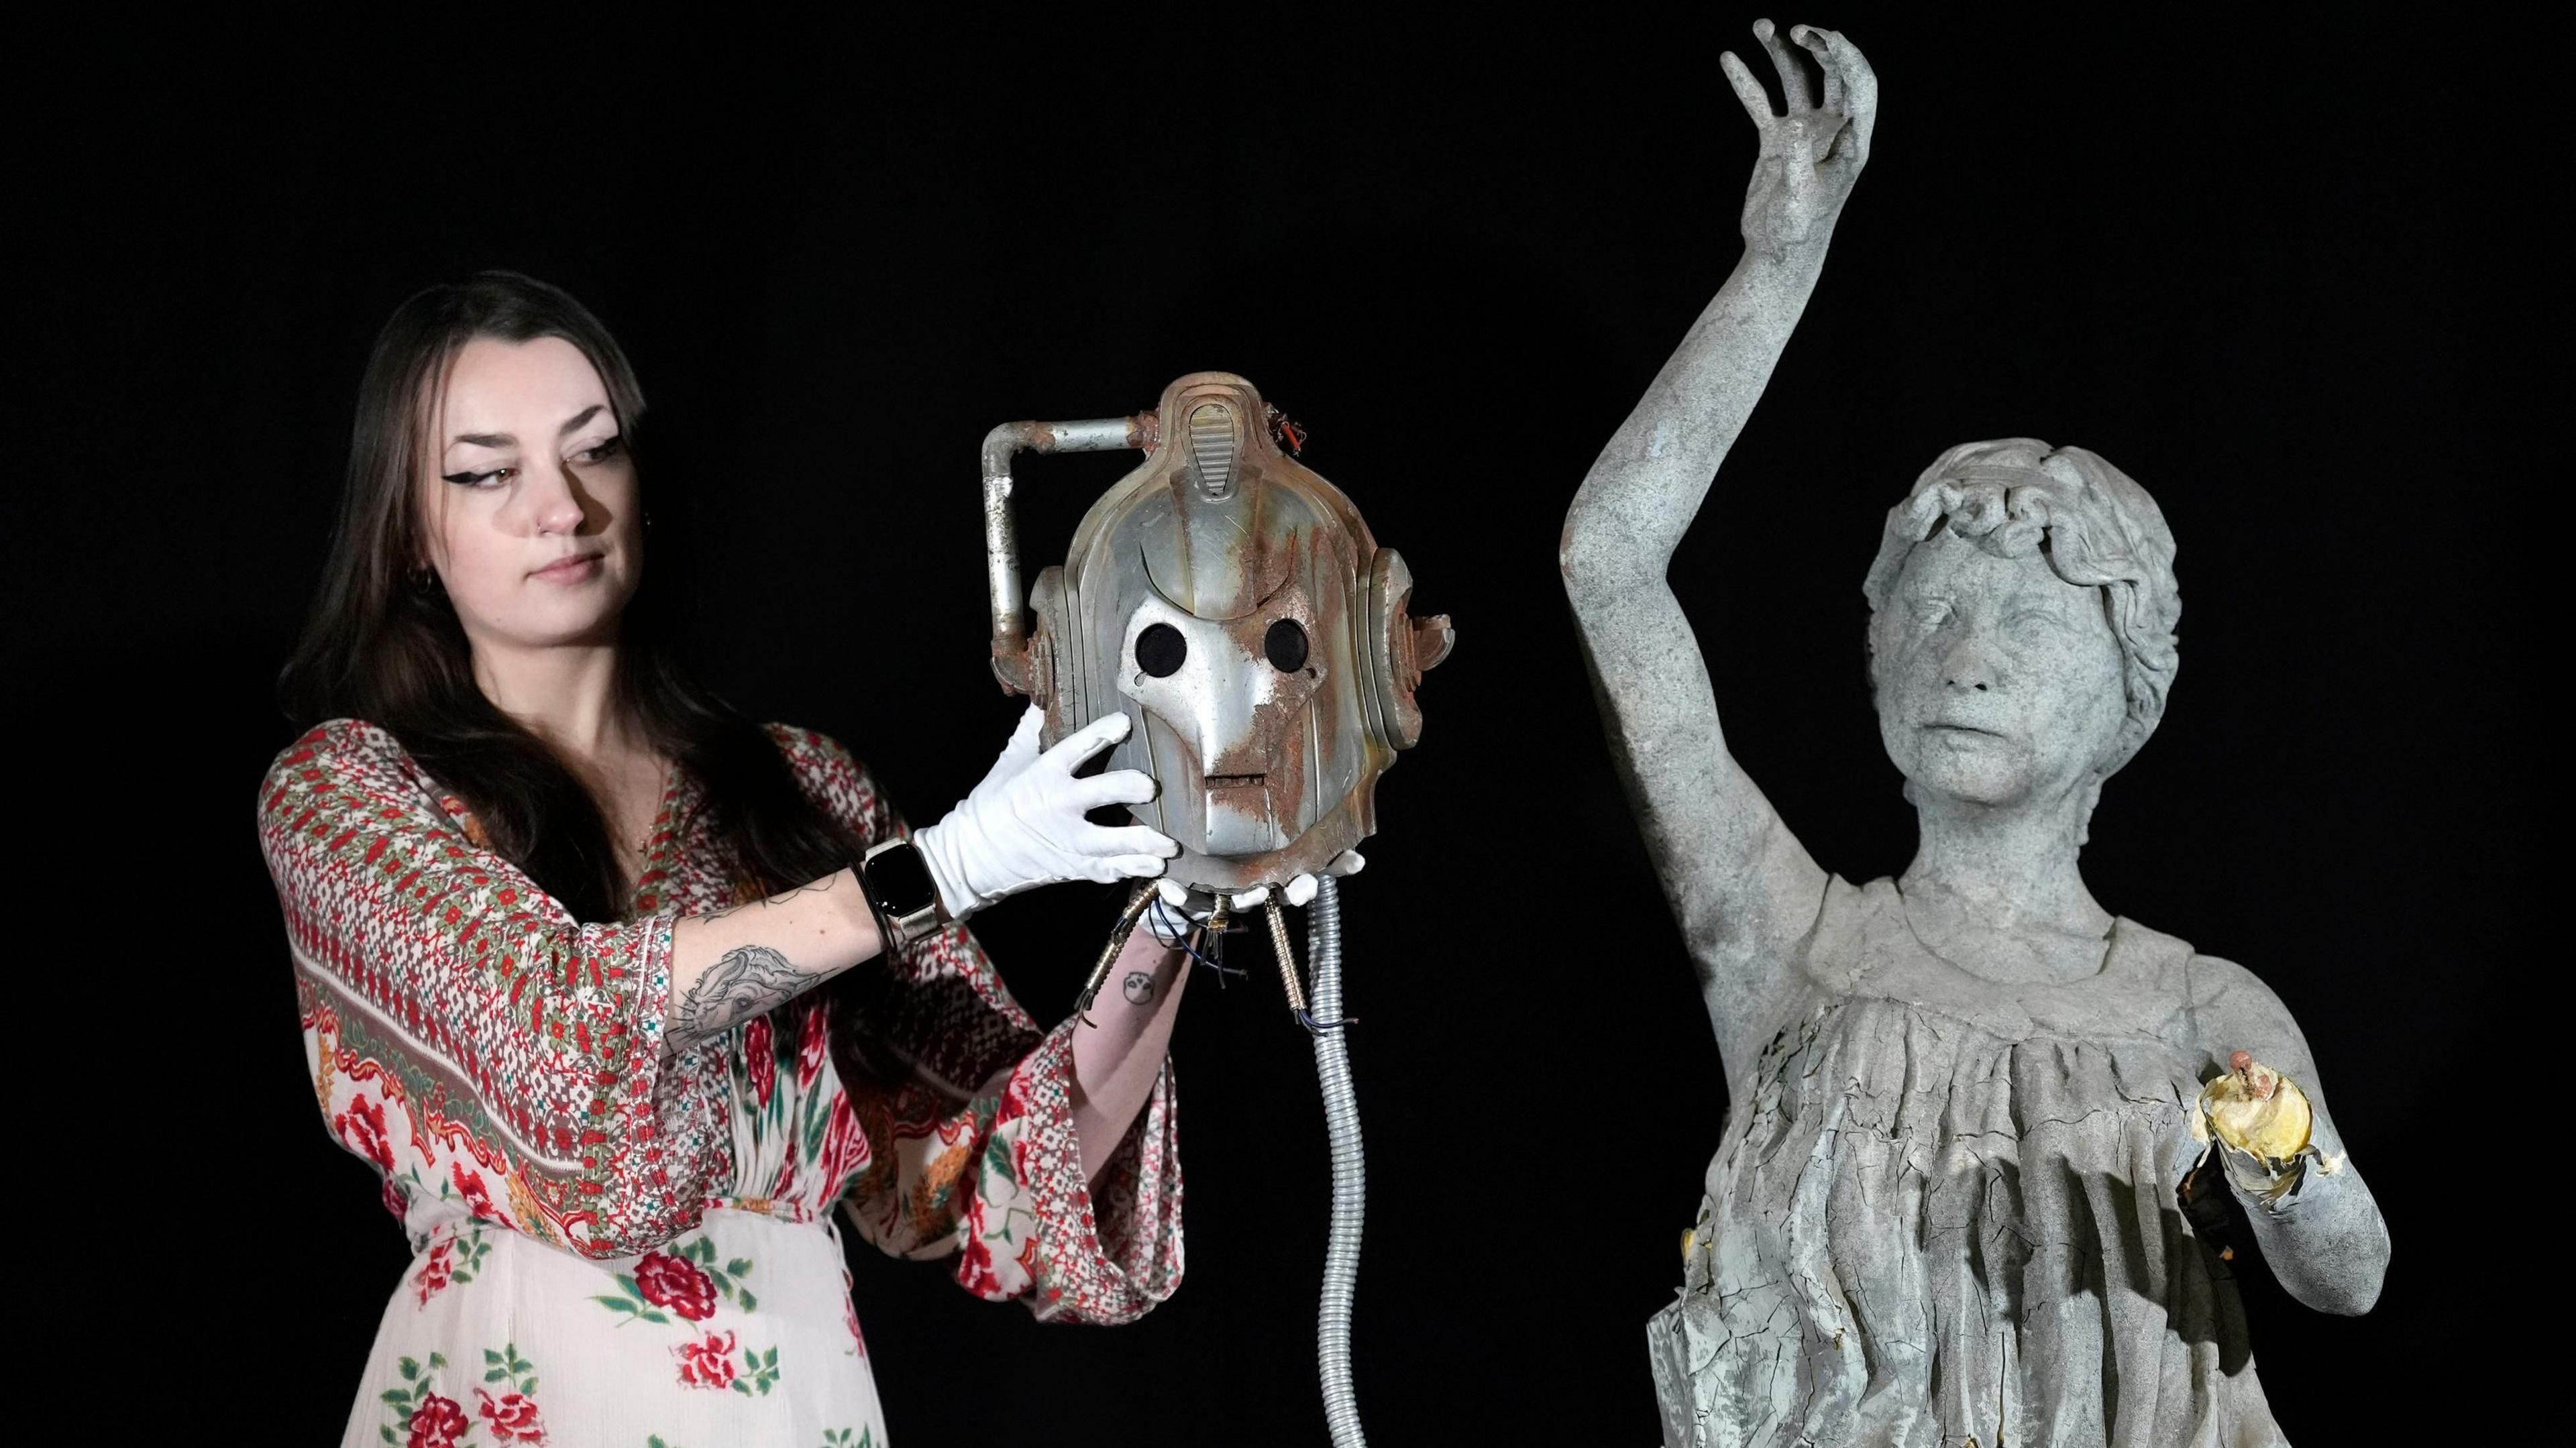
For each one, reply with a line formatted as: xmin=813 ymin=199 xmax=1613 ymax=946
xmin=1651 ymin=877 xmax=2288 ymax=1448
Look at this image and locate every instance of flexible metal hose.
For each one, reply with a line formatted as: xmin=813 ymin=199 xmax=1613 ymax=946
xmin=1305 ymin=875 xmax=1366 ymax=1447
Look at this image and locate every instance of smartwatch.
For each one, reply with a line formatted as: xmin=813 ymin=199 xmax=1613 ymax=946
xmin=857 ymin=838 xmax=945 ymax=950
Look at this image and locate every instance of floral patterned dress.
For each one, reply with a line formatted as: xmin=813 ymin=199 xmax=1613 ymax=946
xmin=258 ymin=719 xmax=1184 ymax=1448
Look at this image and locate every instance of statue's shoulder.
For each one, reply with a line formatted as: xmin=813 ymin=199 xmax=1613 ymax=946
xmin=2178 ymin=949 xmax=2290 ymax=1019
xmin=2107 ymin=911 xmax=2200 ymax=979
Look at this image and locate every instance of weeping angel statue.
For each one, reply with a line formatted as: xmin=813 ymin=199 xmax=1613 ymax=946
xmin=1557 ymin=21 xmax=2390 ymax=1447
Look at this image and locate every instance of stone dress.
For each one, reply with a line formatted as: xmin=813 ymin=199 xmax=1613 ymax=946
xmin=259 ymin=720 xmax=1182 ymax=1448
xmin=1650 ymin=875 xmax=2308 ymax=1448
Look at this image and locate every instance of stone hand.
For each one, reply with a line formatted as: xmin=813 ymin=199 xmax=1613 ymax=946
xmin=2198 ymin=1050 xmax=2319 ymax=1207
xmin=912 ymin=705 xmax=1179 ymax=921
xmin=1721 ymin=19 xmax=1877 ymax=260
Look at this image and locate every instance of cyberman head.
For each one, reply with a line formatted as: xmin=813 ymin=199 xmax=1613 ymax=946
xmin=981 ymin=372 xmax=1453 ymax=897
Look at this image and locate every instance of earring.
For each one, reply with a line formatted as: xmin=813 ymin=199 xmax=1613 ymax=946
xmin=409 ymin=563 xmax=439 ymax=594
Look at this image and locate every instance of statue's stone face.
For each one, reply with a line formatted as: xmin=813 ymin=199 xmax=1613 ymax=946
xmin=1872 ymin=533 xmax=2128 ymax=808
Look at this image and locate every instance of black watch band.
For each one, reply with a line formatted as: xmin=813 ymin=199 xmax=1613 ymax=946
xmin=858 ymin=838 xmax=945 ymax=949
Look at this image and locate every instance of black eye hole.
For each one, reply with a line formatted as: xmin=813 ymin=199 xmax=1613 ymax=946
xmin=1265 ymin=618 xmax=1309 ymax=673
xmin=1136 ymin=622 xmax=1187 ymax=677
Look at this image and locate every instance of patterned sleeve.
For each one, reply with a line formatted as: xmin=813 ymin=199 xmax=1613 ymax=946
xmin=771 ymin=724 xmax=1185 ymax=1325
xmin=258 ymin=720 xmax=720 ymax=1260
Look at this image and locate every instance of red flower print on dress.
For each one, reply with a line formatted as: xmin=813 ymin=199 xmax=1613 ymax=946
xmin=957 ymin=1230 xmax=1006 ymax=1300
xmin=413 ymin=1237 xmax=454 ymax=1306
xmin=452 ymin=1160 xmax=508 ymax=1227
xmin=405 ymin=1391 xmax=470 ymax=1448
xmin=773 ymin=1127 xmax=800 ymax=1199
xmin=633 ymin=1249 xmax=718 ymax=1322
xmin=475 ymin=1388 xmax=547 ymax=1443
xmin=997 ymin=1065 xmax=1036 ymax=1125
xmin=335 ymin=1095 xmax=407 ymax=1218
xmin=672 ymin=1329 xmax=738 ymax=1390
xmin=796 ymin=1001 xmax=831 ymax=1091
xmin=818 ymin=1090 xmax=871 ymax=1189
xmin=745 ymin=1013 xmax=775 ymax=1107
xmin=337 ymin=1094 xmax=394 ymax=1170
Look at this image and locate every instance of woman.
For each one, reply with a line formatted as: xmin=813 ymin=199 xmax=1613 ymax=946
xmin=262 ymin=271 xmax=1223 ymax=1445
xmin=1558 ymin=22 xmax=2390 ymax=1447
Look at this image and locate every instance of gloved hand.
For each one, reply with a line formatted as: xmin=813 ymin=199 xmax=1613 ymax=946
xmin=1144 ymin=850 xmax=1366 ymax=943
xmin=912 ymin=706 xmax=1178 ymax=921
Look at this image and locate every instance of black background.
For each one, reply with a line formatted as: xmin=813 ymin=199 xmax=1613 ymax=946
xmin=36 ymin=8 xmax=2530 ymax=1443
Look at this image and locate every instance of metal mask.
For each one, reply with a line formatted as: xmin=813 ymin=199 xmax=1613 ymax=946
xmin=981 ymin=372 xmax=1454 ymax=896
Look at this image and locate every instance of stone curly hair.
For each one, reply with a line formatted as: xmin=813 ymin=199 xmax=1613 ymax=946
xmin=1862 ymin=438 xmax=2181 ymax=773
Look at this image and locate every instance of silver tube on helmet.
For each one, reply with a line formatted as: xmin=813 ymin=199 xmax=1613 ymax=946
xmin=1307 ymin=876 xmax=1366 ymax=1448
xmin=981 ymin=415 xmax=1152 ymax=690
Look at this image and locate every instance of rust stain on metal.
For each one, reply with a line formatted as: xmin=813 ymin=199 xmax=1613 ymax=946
xmin=984 ymin=371 xmax=1452 ymax=893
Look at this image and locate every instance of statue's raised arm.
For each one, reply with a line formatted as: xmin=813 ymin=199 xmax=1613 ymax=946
xmin=1558 ymin=20 xmax=1874 ymax=1076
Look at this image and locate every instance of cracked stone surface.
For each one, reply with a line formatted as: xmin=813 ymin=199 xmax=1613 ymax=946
xmin=1556 ymin=19 xmax=2390 ymax=1447
xmin=1643 ymin=878 xmax=2367 ymax=1446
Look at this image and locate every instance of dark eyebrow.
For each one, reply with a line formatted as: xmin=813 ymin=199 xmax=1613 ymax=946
xmin=447 ymin=404 xmax=609 ymax=451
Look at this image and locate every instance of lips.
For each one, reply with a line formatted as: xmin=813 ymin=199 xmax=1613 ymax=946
xmin=531 ymin=552 xmax=604 ymax=580
xmin=1921 ymin=720 xmax=2006 ymax=739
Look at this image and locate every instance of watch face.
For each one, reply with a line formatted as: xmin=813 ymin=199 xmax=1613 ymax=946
xmin=866 ymin=842 xmax=938 ymax=916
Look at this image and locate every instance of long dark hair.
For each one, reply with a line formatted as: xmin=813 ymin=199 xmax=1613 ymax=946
xmin=280 ymin=270 xmax=859 ymax=938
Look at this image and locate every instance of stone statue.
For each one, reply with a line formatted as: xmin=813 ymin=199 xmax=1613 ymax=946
xmin=1557 ymin=21 xmax=2390 ymax=1447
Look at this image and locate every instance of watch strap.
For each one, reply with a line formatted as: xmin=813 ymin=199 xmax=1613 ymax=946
xmin=859 ymin=838 xmax=946 ymax=950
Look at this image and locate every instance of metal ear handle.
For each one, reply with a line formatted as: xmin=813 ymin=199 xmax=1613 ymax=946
xmin=980 ymin=414 xmax=1157 ymax=694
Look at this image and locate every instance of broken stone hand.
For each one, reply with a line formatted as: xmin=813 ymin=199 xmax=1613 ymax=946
xmin=2197 ymin=1050 xmax=2320 ymax=1210
xmin=1721 ymin=19 xmax=1878 ymax=260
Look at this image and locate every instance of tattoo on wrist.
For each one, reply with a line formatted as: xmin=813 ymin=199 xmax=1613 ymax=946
xmin=670 ymin=944 xmax=816 ymax=1047
xmin=1121 ymin=970 xmax=1155 ymax=1005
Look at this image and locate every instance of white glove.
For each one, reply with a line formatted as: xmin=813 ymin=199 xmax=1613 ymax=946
xmin=1146 ymin=850 xmax=1366 ymax=940
xmin=913 ymin=706 xmax=1178 ymax=920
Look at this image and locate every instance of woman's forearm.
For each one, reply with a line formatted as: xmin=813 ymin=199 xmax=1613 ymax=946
xmin=1068 ymin=926 xmax=1190 ymax=1182
xmin=660 ymin=869 xmax=885 ymax=1060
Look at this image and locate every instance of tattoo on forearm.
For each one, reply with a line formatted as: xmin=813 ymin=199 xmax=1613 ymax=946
xmin=1122 ymin=970 xmax=1156 ymax=1005
xmin=669 ymin=945 xmax=817 ymax=1048
xmin=697 ymin=873 xmax=843 ymax=925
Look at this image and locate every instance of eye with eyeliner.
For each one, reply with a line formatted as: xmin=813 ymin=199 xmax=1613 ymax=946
xmin=440 ymin=466 xmax=514 ymax=488
xmin=570 ymin=434 xmax=624 ymax=466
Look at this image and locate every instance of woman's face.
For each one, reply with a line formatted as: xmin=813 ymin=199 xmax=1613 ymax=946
xmin=420 ymin=335 xmax=641 ymax=653
xmin=1872 ymin=533 xmax=2129 ymax=810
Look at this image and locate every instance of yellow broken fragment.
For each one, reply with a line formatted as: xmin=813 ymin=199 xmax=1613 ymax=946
xmin=2197 ymin=1056 xmax=2324 ymax=1210
xmin=2199 ymin=1062 xmax=2314 ymax=1168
